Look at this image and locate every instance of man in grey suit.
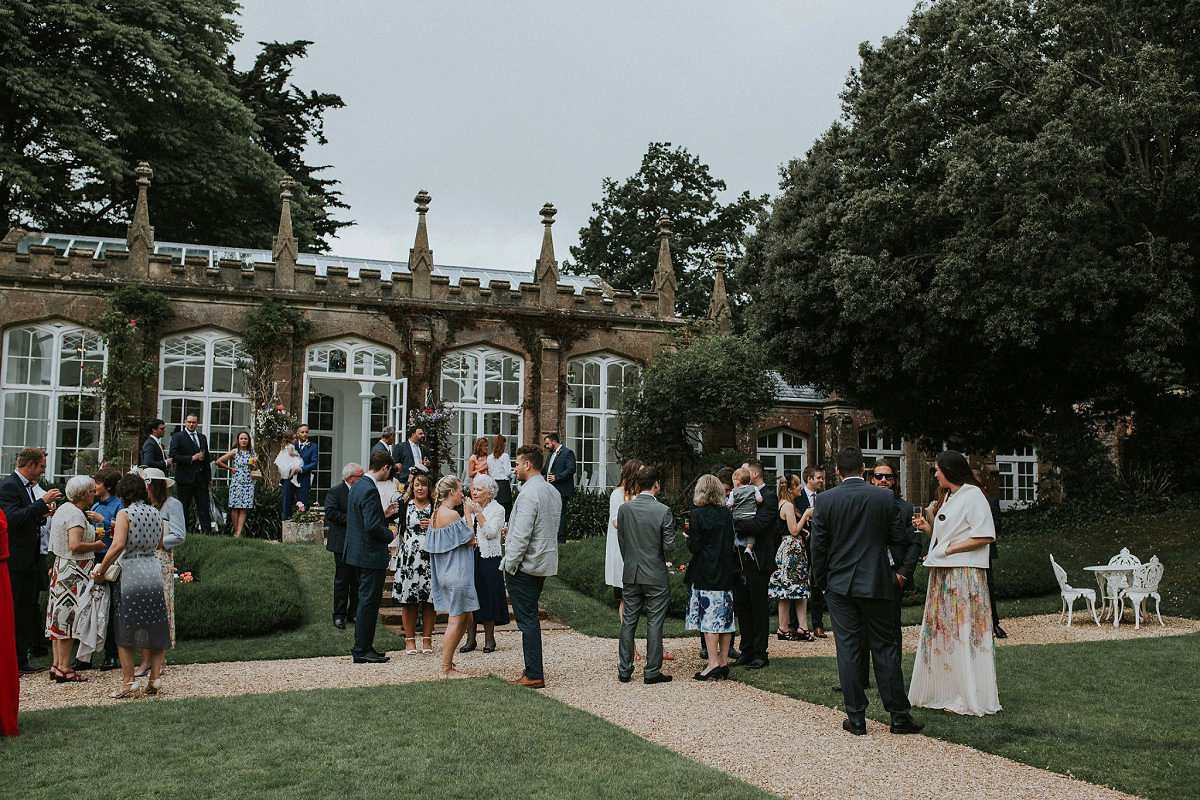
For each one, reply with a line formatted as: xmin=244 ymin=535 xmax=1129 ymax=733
xmin=616 ymin=465 xmax=675 ymax=685
xmin=344 ymin=450 xmax=399 ymax=663
xmin=811 ymin=446 xmax=923 ymax=736
xmin=501 ymin=444 xmax=561 ymax=689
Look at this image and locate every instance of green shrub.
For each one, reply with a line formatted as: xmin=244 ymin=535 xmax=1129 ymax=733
xmin=210 ymin=482 xmax=284 ymax=540
xmin=558 ymin=530 xmax=694 ymax=617
xmin=174 ymin=533 xmax=305 ymax=638
xmin=564 ymin=489 xmax=611 ymax=540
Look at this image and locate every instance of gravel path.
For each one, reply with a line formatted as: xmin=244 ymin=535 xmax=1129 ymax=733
xmin=19 ymin=612 xmax=1189 ymax=799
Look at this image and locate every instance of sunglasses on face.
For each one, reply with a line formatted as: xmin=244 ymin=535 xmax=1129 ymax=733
xmin=871 ymin=473 xmax=895 ymax=481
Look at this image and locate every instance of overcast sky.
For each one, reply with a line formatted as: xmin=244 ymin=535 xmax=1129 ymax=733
xmin=231 ymin=1 xmax=916 ymax=272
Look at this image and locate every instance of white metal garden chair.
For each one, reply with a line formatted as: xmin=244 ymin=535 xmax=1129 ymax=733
xmin=1050 ymin=554 xmax=1100 ymax=627
xmin=1118 ymin=556 xmax=1165 ymax=629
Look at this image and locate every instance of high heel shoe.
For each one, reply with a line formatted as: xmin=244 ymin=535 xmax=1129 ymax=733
xmin=111 ymin=680 xmax=140 ymax=699
xmin=693 ymin=668 xmax=718 ymax=681
xmin=716 ymin=665 xmax=731 ymax=680
xmin=405 ymin=638 xmax=419 ymax=656
xmin=145 ymin=678 xmax=163 ymax=696
xmin=776 ymin=628 xmax=800 ymax=641
xmin=795 ymin=627 xmax=816 ymax=642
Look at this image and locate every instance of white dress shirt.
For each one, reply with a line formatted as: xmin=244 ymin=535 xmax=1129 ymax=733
xmin=487 ymin=452 xmax=512 ymax=482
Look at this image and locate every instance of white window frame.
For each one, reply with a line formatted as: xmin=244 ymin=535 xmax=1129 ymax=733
xmin=1 ymin=321 xmax=107 ymax=479
xmin=158 ymin=331 xmax=251 ymax=481
xmin=996 ymin=445 xmax=1038 ymax=510
xmin=306 ymin=338 xmax=394 ymax=379
xmin=860 ymin=425 xmax=905 ymax=488
xmin=756 ymin=428 xmax=808 ymax=480
xmin=565 ymin=353 xmax=640 ymax=491
xmin=440 ymin=346 xmax=524 ymax=478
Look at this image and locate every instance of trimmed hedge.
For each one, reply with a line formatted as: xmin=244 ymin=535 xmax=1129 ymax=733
xmin=174 ymin=534 xmax=306 ymax=638
xmin=558 ymin=530 xmax=695 ymax=617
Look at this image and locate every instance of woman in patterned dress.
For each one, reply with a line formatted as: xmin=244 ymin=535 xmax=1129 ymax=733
xmin=768 ymin=474 xmax=814 ymax=641
xmin=910 ymin=450 xmax=1001 ymax=716
xmin=684 ymin=474 xmax=737 ymax=680
xmin=393 ymin=473 xmax=435 ymax=655
xmin=216 ymin=430 xmax=255 ymax=537
xmin=45 ymin=476 xmax=105 ymax=683
xmin=145 ymin=468 xmax=185 ymax=656
xmin=93 ymin=474 xmax=171 ymax=698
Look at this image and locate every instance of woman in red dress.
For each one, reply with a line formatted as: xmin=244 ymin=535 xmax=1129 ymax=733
xmin=0 ymin=510 xmax=19 ymax=736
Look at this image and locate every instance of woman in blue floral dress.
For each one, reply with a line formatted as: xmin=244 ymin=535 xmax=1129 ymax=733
xmin=768 ymin=474 xmax=814 ymax=641
xmin=216 ymin=430 xmax=256 ymax=537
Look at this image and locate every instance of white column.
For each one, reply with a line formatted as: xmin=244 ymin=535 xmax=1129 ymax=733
xmin=358 ymin=382 xmax=375 ymax=456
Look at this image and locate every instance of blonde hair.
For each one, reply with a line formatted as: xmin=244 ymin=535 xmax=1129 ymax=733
xmin=776 ymin=474 xmax=799 ymax=507
xmin=732 ymin=467 xmax=751 ymax=486
xmin=693 ymin=474 xmax=726 ymax=507
xmin=433 ymin=475 xmax=462 ymax=509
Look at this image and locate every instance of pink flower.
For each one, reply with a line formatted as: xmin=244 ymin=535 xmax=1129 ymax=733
xmin=296 ymin=502 xmax=305 ymax=511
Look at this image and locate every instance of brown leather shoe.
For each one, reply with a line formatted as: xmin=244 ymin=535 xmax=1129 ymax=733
xmin=510 ymin=674 xmax=545 ymax=689
xmin=813 ymin=627 xmax=828 ymax=639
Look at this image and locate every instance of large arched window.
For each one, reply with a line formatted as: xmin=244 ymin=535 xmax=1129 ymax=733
xmin=1 ymin=322 xmax=106 ymax=478
xmin=565 ymin=353 xmax=639 ymax=490
xmin=306 ymin=340 xmax=393 ymax=378
xmin=756 ymin=429 xmax=808 ymax=480
xmin=159 ymin=331 xmax=250 ymax=464
xmin=440 ymin=346 xmax=523 ymax=475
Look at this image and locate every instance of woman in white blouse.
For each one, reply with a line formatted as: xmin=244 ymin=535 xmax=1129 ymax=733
xmin=605 ymin=460 xmax=642 ymax=629
xmin=459 ymin=474 xmax=509 ymax=653
xmin=486 ymin=434 xmax=513 ymax=517
xmin=910 ymin=450 xmax=1001 ymax=716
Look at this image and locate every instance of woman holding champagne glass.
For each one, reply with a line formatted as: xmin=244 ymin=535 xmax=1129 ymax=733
xmin=909 ymin=450 xmax=1001 ymax=716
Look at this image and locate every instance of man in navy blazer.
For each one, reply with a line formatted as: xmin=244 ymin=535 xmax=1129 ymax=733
xmin=140 ymin=418 xmax=171 ymax=472
xmin=325 ymin=462 xmax=364 ymax=630
xmin=168 ymin=413 xmax=212 ymax=533
xmin=811 ymin=446 xmax=922 ymax=736
xmin=294 ymin=424 xmax=319 ymax=509
xmin=0 ymin=447 xmax=62 ymax=673
xmin=392 ymin=425 xmax=429 ymax=478
xmin=541 ymin=433 xmax=576 ymax=543
xmin=344 ymin=450 xmax=400 ymax=663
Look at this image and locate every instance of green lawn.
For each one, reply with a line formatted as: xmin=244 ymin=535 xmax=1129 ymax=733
xmin=170 ymin=542 xmax=409 ymax=665
xmin=732 ymin=634 xmax=1200 ymax=800
xmin=4 ymin=680 xmax=773 ymax=800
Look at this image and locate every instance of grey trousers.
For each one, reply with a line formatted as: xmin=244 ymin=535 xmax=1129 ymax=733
xmin=618 ymin=582 xmax=670 ymax=679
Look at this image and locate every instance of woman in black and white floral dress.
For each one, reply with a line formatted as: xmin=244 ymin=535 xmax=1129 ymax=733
xmin=393 ymin=473 xmax=435 ymax=654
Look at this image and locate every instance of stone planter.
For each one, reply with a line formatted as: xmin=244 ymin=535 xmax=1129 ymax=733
xmin=282 ymin=519 xmax=322 ymax=544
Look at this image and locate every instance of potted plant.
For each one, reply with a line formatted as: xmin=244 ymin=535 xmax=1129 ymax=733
xmin=281 ymin=502 xmax=324 ymax=544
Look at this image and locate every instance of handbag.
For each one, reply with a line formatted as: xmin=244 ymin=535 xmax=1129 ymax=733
xmin=103 ymin=562 xmax=122 ymax=581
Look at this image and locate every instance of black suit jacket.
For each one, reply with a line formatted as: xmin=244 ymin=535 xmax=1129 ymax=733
xmin=324 ymin=480 xmax=350 ymax=554
xmin=393 ymin=440 xmax=427 ymax=475
xmin=734 ymin=482 xmax=779 ymax=574
xmin=141 ymin=436 xmax=168 ymax=471
xmin=541 ymin=445 xmax=576 ymax=498
xmin=169 ymin=429 xmax=212 ymax=485
xmin=811 ymin=478 xmax=909 ymax=599
xmin=0 ymin=472 xmax=50 ymax=571
xmin=987 ymin=494 xmax=1001 ymax=562
xmin=890 ymin=498 xmax=922 ymax=593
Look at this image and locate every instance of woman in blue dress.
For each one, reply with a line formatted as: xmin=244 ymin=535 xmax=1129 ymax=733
xmin=216 ymin=430 xmax=256 ymax=537
xmin=423 ymin=475 xmax=479 ymax=679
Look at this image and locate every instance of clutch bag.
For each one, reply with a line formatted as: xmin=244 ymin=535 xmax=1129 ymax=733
xmin=103 ymin=562 xmax=122 ymax=581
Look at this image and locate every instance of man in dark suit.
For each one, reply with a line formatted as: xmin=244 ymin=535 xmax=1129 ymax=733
xmin=294 ymin=424 xmax=319 ymax=509
xmin=325 ymin=461 xmax=364 ymax=630
xmin=541 ymin=433 xmax=576 ymax=543
xmin=140 ymin=418 xmax=171 ymax=472
xmin=372 ymin=426 xmax=396 ymax=458
xmin=168 ymin=413 xmax=212 ymax=533
xmin=0 ymin=447 xmax=62 ymax=673
xmin=811 ymin=446 xmax=923 ymax=736
xmin=344 ymin=450 xmax=400 ymax=663
xmin=732 ymin=459 xmax=779 ymax=669
xmin=393 ymin=425 xmax=430 ymax=477
xmin=795 ymin=465 xmax=827 ymax=637
xmin=616 ymin=466 xmax=675 ymax=685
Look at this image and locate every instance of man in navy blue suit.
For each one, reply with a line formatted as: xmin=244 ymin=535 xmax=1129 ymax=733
xmin=343 ymin=450 xmax=400 ymax=663
xmin=541 ymin=433 xmax=576 ymax=543
xmin=294 ymin=424 xmax=319 ymax=510
xmin=168 ymin=413 xmax=212 ymax=533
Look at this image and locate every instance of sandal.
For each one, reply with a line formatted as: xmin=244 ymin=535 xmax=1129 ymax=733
xmin=796 ymin=627 xmax=816 ymax=642
xmin=111 ymin=680 xmax=140 ymax=699
xmin=61 ymin=669 xmax=88 ymax=682
xmin=421 ymin=637 xmax=434 ymax=655
xmin=49 ymin=667 xmax=65 ymax=683
xmin=145 ymin=678 xmax=162 ymax=696
xmin=405 ymin=638 xmax=419 ymax=656
xmin=134 ymin=665 xmax=151 ymax=678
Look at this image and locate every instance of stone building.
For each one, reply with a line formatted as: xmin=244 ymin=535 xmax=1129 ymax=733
xmin=0 ymin=167 xmax=1040 ymax=509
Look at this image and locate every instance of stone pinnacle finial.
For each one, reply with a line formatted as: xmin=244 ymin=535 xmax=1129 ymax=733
xmin=410 ymin=190 xmax=434 ymax=298
xmin=273 ymin=176 xmax=299 ymax=287
xmin=707 ymin=251 xmax=732 ymax=332
xmin=654 ymin=215 xmax=677 ymax=317
xmin=126 ymin=161 xmax=155 ymax=276
xmin=536 ymin=203 xmax=559 ymax=306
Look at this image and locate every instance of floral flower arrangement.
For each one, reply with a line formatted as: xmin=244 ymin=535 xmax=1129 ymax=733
xmin=172 ymin=567 xmax=195 ymax=583
xmin=254 ymin=404 xmax=300 ymax=445
xmin=407 ymin=400 xmax=456 ymax=474
xmin=290 ymin=502 xmax=324 ymax=524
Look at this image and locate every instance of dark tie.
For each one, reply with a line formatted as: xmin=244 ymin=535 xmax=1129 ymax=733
xmin=191 ymin=432 xmax=200 ymax=449
xmin=25 ymin=481 xmax=36 ymax=504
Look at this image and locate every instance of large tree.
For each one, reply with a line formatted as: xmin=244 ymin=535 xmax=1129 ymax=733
xmin=0 ymin=1 xmax=348 ymax=250
xmin=743 ymin=0 xmax=1200 ymax=487
xmin=563 ymin=142 xmax=767 ymax=319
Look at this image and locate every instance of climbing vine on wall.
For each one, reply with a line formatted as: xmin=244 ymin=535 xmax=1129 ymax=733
xmin=92 ymin=286 xmax=175 ymax=467
xmin=239 ymin=300 xmax=313 ymax=465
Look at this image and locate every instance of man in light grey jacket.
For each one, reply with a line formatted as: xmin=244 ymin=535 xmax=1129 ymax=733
xmin=502 ymin=444 xmax=561 ymax=689
xmin=616 ymin=465 xmax=675 ymax=684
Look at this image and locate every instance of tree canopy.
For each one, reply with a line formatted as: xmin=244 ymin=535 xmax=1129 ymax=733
xmin=615 ymin=331 xmax=776 ymax=477
xmin=743 ymin=0 xmax=1200 ymax=474
xmin=0 ymin=0 xmax=348 ymax=250
xmin=563 ymin=142 xmax=767 ymax=319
